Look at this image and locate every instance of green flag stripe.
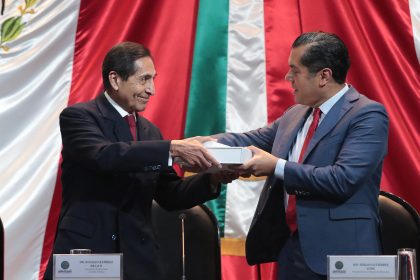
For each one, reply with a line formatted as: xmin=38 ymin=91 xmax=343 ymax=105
xmin=185 ymin=0 xmax=229 ymax=136
xmin=185 ymin=0 xmax=229 ymax=236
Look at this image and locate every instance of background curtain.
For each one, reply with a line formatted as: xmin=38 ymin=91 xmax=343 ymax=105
xmin=0 ymin=0 xmax=418 ymax=279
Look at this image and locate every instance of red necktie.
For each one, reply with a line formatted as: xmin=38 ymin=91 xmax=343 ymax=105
xmin=124 ymin=114 xmax=137 ymax=140
xmin=286 ymin=108 xmax=321 ymax=232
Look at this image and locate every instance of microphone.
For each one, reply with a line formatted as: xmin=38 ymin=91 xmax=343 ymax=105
xmin=179 ymin=213 xmax=187 ymax=280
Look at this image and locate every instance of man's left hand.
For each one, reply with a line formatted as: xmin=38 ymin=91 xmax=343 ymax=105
xmin=210 ymin=170 xmax=240 ymax=185
xmin=235 ymin=146 xmax=278 ymax=177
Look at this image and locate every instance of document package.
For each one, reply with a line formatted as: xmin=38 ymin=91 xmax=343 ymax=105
xmin=173 ymin=142 xmax=252 ymax=171
xmin=203 ymin=141 xmax=252 ymax=165
xmin=205 ymin=146 xmax=252 ymax=164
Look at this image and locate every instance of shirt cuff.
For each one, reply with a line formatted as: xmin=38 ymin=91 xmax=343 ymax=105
xmin=206 ymin=173 xmax=220 ymax=194
xmin=210 ymin=182 xmax=220 ymax=194
xmin=274 ymin=158 xmax=287 ymax=180
xmin=168 ymin=153 xmax=173 ymax=166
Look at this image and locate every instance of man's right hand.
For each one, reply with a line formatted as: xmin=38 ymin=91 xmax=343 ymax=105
xmin=170 ymin=139 xmax=221 ymax=171
xmin=183 ymin=136 xmax=218 ymax=144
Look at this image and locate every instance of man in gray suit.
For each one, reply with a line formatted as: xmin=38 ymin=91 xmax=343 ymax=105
xmin=215 ymin=32 xmax=389 ymax=279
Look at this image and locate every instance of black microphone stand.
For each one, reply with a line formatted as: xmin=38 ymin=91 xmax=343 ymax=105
xmin=179 ymin=213 xmax=187 ymax=280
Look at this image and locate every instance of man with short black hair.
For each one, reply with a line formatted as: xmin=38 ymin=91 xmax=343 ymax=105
xmin=215 ymin=31 xmax=389 ymax=279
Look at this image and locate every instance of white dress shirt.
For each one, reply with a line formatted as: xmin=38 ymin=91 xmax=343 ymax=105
xmin=275 ymin=84 xmax=349 ymax=208
xmin=104 ymin=91 xmax=173 ymax=166
xmin=104 ymin=91 xmax=135 ymax=119
xmin=274 ymin=84 xmax=349 ymax=179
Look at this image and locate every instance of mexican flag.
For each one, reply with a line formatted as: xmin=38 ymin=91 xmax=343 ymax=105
xmin=0 ymin=0 xmax=419 ymax=279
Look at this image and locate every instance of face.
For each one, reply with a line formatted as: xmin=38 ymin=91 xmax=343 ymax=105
xmin=109 ymin=56 xmax=156 ymax=113
xmin=285 ymin=45 xmax=327 ymax=107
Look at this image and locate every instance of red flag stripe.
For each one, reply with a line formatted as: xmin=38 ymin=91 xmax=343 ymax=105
xmin=39 ymin=1 xmax=199 ymax=278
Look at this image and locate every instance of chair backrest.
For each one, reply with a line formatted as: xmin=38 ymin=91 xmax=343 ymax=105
xmin=379 ymin=191 xmax=420 ymax=271
xmin=0 ymin=217 xmax=3 ymax=280
xmin=151 ymin=201 xmax=221 ymax=280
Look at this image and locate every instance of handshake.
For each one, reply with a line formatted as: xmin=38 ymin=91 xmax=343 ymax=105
xmin=170 ymin=136 xmax=279 ymax=185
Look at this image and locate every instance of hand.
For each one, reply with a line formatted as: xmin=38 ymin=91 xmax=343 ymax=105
xmin=210 ymin=170 xmax=240 ymax=185
xmin=183 ymin=136 xmax=218 ymax=144
xmin=177 ymin=163 xmax=204 ymax=173
xmin=170 ymin=139 xmax=221 ymax=171
xmin=235 ymin=146 xmax=278 ymax=177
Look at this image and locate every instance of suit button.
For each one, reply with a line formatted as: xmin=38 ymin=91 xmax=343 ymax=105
xmin=268 ymin=185 xmax=272 ymax=190
xmin=140 ymin=237 xmax=146 ymax=243
xmin=111 ymin=234 xmax=117 ymax=241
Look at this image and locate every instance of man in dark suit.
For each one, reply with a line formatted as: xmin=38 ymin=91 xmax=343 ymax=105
xmin=44 ymin=42 xmax=237 ymax=280
xmin=215 ymin=32 xmax=389 ymax=279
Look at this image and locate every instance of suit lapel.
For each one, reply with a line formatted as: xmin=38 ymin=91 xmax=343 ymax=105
xmin=275 ymin=106 xmax=311 ymax=159
xmin=95 ymin=93 xmax=132 ymax=142
xmin=301 ymin=87 xmax=359 ymax=162
xmin=136 ymin=114 xmax=151 ymax=141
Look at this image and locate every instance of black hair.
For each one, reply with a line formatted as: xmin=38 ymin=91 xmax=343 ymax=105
xmin=292 ymin=31 xmax=350 ymax=83
xmin=102 ymin=42 xmax=152 ymax=90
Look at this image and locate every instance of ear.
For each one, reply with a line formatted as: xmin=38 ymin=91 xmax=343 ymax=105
xmin=108 ymin=71 xmax=120 ymax=91
xmin=319 ymin=68 xmax=333 ymax=87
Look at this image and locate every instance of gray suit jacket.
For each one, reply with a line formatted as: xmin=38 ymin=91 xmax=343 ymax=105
xmin=216 ymin=87 xmax=389 ymax=274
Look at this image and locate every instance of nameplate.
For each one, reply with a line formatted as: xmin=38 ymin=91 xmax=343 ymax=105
xmin=53 ymin=254 xmax=122 ymax=279
xmin=327 ymin=255 xmax=396 ymax=280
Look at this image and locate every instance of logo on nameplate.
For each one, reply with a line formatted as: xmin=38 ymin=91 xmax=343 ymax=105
xmin=60 ymin=261 xmax=70 ymax=270
xmin=335 ymin=261 xmax=344 ymax=270
xmin=58 ymin=259 xmax=72 ymax=273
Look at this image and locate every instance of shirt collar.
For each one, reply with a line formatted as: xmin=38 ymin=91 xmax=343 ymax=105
xmin=318 ymin=83 xmax=349 ymax=115
xmin=104 ymin=91 xmax=136 ymax=119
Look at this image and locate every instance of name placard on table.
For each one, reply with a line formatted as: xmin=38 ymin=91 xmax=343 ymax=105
xmin=328 ymin=255 xmax=397 ymax=280
xmin=53 ymin=254 xmax=122 ymax=280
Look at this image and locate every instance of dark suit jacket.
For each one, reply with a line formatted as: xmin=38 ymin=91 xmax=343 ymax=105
xmin=45 ymin=93 xmax=219 ymax=280
xmin=216 ymin=87 xmax=389 ymax=275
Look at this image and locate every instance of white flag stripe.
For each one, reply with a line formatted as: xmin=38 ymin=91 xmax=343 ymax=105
xmin=409 ymin=0 xmax=420 ymax=64
xmin=224 ymin=180 xmax=265 ymax=237
xmin=224 ymin=0 xmax=267 ymax=239
xmin=225 ymin=0 xmax=267 ymax=133
xmin=0 ymin=0 xmax=80 ymax=279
